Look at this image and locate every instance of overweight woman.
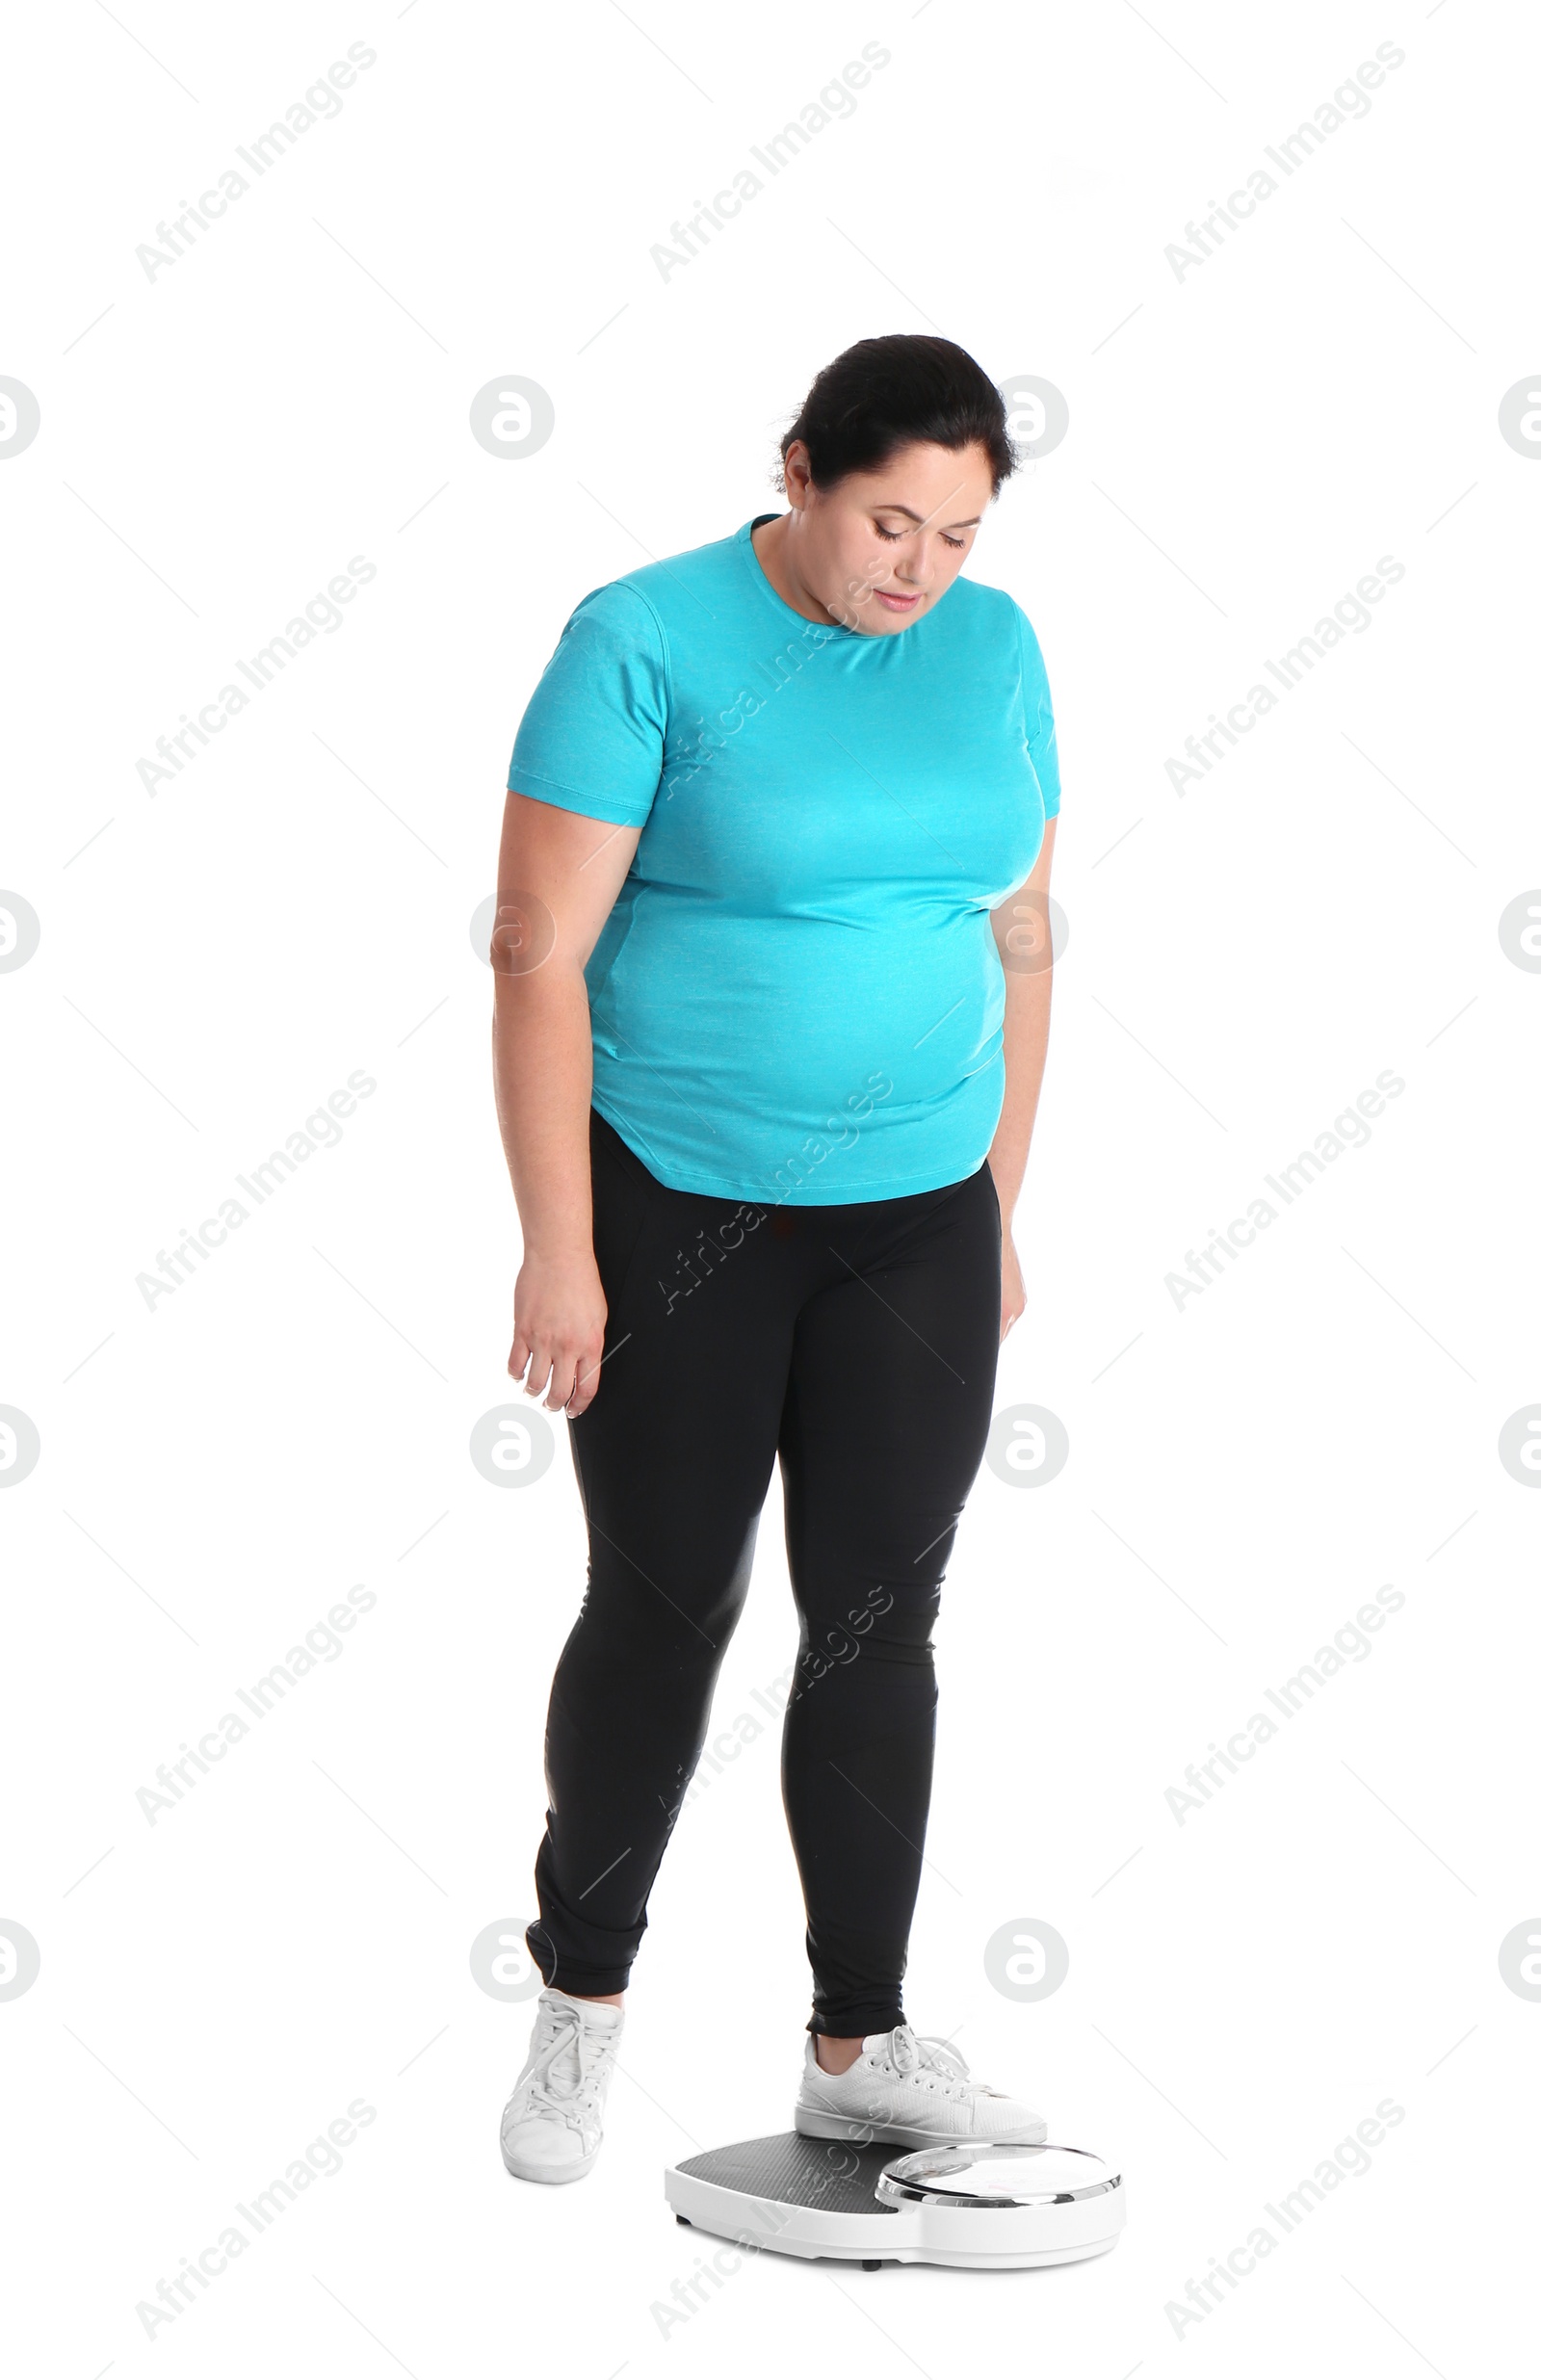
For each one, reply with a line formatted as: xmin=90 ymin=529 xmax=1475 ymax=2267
xmin=492 ymin=334 xmax=1060 ymax=2184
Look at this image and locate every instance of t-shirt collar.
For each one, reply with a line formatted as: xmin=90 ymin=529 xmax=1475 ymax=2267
xmin=736 ymin=514 xmax=859 ymax=640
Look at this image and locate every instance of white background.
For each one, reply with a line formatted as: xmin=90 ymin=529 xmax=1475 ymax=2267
xmin=3 ymin=0 xmax=1538 ymax=2372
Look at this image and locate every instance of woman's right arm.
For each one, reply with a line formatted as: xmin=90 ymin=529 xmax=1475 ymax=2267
xmin=490 ymin=789 xmax=641 ymax=1417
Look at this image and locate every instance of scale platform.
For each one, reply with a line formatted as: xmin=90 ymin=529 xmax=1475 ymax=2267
xmin=664 ymin=2132 xmax=1125 ymax=2269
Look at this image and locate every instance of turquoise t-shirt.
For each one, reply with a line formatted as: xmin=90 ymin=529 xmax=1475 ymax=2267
xmin=508 ymin=514 xmax=1059 ymax=1206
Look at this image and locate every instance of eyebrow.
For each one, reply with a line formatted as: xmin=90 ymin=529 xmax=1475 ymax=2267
xmin=874 ymin=503 xmax=982 ymax=530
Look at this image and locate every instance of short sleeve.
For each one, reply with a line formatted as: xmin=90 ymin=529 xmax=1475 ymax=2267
xmin=508 ymin=579 xmax=669 ymax=827
xmin=1014 ymin=603 xmax=1060 ymax=821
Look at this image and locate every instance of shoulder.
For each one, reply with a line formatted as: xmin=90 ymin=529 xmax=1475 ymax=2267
xmin=940 ymin=570 xmax=1012 ymax=632
xmin=554 ymin=525 xmax=742 ymax=659
xmin=560 ymin=573 xmax=667 ymax=647
xmin=608 ymin=522 xmax=744 ymax=627
xmin=941 ymin=574 xmax=1051 ymax=678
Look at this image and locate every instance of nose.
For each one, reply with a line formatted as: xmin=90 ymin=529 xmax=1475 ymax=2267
xmin=895 ymin=530 xmax=951 ymax=585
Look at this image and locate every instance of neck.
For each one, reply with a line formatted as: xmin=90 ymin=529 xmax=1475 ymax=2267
xmin=753 ymin=512 xmax=833 ymax=627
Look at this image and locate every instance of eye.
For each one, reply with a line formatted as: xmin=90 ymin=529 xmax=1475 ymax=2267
xmin=875 ymin=523 xmax=968 ymax=550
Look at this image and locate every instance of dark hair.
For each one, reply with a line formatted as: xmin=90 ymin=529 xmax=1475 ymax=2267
xmin=773 ymin=334 xmax=1017 ymax=501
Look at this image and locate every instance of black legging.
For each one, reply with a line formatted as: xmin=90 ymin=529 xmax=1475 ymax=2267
xmin=526 ymin=1108 xmax=1002 ymax=2037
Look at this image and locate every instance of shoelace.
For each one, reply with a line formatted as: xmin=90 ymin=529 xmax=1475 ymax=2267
xmin=515 ymin=2007 xmax=618 ymax=2128
xmin=886 ymin=2026 xmax=973 ymax=2087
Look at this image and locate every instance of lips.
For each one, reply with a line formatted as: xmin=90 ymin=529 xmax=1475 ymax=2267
xmin=875 ymin=588 xmax=922 ymax=610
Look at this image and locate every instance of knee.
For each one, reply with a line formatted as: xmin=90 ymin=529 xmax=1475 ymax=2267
xmin=794 ymin=1617 xmax=935 ymax=1704
xmin=850 ymin=1578 xmax=940 ymax=1662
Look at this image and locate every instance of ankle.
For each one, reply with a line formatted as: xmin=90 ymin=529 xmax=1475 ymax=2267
xmin=814 ymin=2033 xmax=865 ymax=2076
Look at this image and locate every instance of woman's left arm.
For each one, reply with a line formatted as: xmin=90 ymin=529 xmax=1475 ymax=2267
xmin=987 ymin=814 xmax=1058 ymax=1343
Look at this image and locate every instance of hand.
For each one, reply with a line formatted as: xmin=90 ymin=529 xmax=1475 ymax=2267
xmin=509 ymin=1249 xmax=609 ymax=1417
xmin=1000 ymin=1231 xmax=1027 ymax=1344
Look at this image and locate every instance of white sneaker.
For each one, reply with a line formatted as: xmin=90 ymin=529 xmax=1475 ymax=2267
xmin=794 ymin=2023 xmax=1046 ymax=2149
xmin=500 ymin=1987 xmax=623 ymax=2184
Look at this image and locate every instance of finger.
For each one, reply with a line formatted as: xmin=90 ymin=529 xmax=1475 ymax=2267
xmin=543 ymin=1349 xmax=579 ymax=1412
xmin=508 ymin=1329 xmax=532 ymax=1382
xmin=522 ymin=1340 xmax=554 ymax=1400
xmin=566 ymin=1344 xmax=605 ymax=1418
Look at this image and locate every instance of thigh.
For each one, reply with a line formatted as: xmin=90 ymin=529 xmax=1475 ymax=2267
xmin=777 ymin=1164 xmax=1003 ymax=1655
xmin=571 ymin=1112 xmax=795 ymax=1647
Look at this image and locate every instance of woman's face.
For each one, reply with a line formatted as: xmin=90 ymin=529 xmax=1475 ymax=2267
xmin=786 ymin=436 xmax=996 ymax=636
